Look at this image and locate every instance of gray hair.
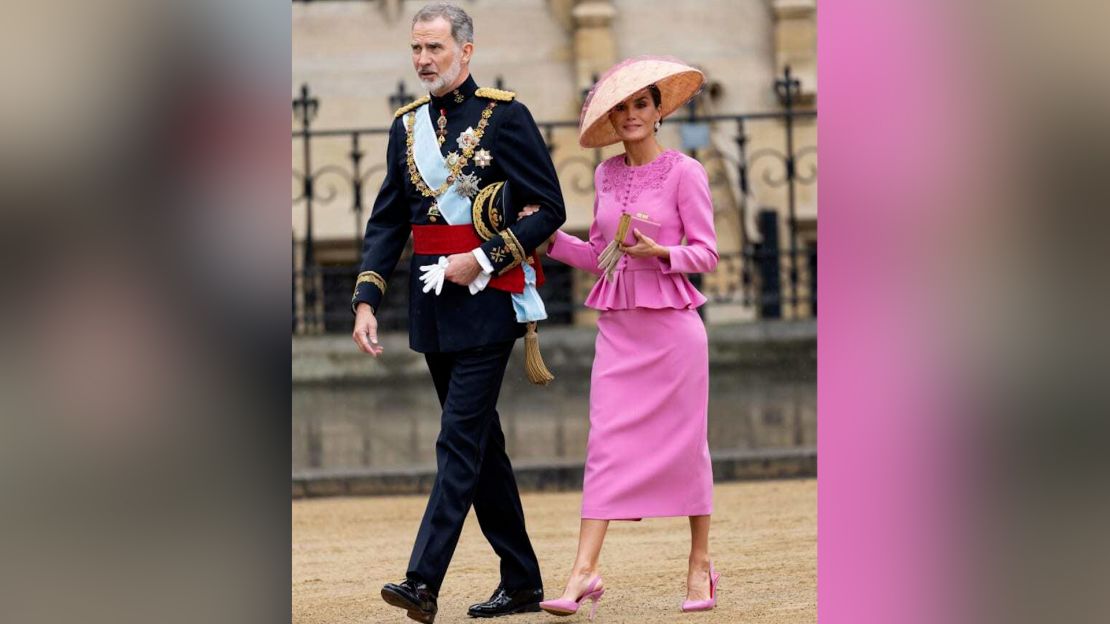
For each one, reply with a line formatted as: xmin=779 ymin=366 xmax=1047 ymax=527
xmin=412 ymin=3 xmax=474 ymax=46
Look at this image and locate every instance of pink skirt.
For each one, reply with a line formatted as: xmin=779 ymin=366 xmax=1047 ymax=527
xmin=581 ymin=307 xmax=714 ymax=520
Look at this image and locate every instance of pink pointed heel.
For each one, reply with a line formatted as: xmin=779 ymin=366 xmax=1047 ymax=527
xmin=539 ymin=576 xmax=605 ymax=620
xmin=681 ymin=564 xmax=721 ymax=612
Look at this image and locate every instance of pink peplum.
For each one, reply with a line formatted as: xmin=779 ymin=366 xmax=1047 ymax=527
xmin=546 ymin=149 xmax=719 ymax=520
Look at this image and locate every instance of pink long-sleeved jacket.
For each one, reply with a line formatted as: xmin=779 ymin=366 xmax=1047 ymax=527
xmin=547 ymin=149 xmax=719 ymax=310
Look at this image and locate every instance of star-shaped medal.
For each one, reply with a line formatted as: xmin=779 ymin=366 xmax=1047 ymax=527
xmin=456 ymin=127 xmax=479 ymax=151
xmin=473 ymin=149 xmax=492 ymax=168
xmin=445 ymin=151 xmax=461 ymax=168
xmin=455 ymin=172 xmax=481 ymax=198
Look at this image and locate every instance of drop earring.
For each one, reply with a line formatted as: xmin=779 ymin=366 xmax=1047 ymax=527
xmin=653 ymin=120 xmax=662 ymax=132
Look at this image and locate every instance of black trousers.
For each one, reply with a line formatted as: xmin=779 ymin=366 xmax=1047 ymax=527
xmin=407 ymin=340 xmax=542 ymax=594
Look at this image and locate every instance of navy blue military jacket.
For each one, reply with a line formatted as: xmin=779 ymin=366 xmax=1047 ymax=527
xmin=352 ymin=76 xmax=566 ymax=353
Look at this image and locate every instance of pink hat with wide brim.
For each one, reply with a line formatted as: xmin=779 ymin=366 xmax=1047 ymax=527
xmin=578 ymin=56 xmax=706 ymax=149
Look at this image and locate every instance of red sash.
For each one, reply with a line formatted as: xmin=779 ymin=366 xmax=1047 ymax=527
xmin=411 ymin=224 xmax=545 ymax=294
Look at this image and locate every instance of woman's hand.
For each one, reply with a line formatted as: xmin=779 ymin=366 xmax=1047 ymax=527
xmin=620 ymin=228 xmax=669 ymax=259
xmin=518 ymin=204 xmax=557 ymax=250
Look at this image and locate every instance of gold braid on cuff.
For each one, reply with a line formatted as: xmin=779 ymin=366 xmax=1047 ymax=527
xmin=496 ymin=229 xmax=526 ymax=275
xmin=355 ymin=271 xmax=387 ymax=295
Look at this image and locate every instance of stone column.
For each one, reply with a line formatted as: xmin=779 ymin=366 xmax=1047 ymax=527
xmin=773 ymin=0 xmax=817 ymax=101
xmin=572 ymin=0 xmax=618 ymax=95
xmin=567 ymin=1 xmax=615 ymax=327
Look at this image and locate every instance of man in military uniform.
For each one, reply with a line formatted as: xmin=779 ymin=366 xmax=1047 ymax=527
xmin=351 ymin=4 xmax=565 ymax=623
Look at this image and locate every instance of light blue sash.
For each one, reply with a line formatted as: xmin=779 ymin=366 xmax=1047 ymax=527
xmin=512 ymin=263 xmax=546 ymax=323
xmin=411 ymin=104 xmax=547 ymax=322
xmin=412 ymin=104 xmax=471 ymax=225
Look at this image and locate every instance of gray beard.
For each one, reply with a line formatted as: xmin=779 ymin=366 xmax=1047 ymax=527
xmin=420 ymin=56 xmax=462 ymax=95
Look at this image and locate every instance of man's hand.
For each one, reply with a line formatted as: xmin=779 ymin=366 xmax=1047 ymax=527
xmin=444 ymin=252 xmax=482 ymax=285
xmin=352 ymin=303 xmax=383 ymax=356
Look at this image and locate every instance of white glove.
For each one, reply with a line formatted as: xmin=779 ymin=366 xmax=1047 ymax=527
xmin=418 ymin=256 xmax=448 ymax=295
xmin=468 ymin=271 xmax=490 ymax=295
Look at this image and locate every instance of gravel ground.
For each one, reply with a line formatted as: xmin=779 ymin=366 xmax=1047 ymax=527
xmin=293 ymin=478 xmax=815 ymax=623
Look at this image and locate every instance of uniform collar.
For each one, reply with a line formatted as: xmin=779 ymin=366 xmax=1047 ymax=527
xmin=429 ymin=75 xmax=479 ymax=111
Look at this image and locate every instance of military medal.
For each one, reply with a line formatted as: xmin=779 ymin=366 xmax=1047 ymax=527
xmin=405 ymin=100 xmax=498 ymax=199
xmin=453 ymin=89 xmax=464 ymax=104
xmin=436 ymin=108 xmax=448 ymax=146
xmin=455 ymin=172 xmax=480 ymax=199
xmin=427 ymin=201 xmax=441 ymax=222
xmin=456 ymin=127 xmax=480 ymax=151
xmin=473 ymin=149 xmax=492 ymax=168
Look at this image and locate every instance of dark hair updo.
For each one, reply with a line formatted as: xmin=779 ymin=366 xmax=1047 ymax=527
xmin=647 ymin=83 xmax=662 ymax=108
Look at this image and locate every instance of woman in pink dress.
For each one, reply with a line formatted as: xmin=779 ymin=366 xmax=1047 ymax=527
xmin=537 ymin=57 xmax=721 ymax=618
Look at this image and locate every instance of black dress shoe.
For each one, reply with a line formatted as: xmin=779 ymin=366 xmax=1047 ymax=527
xmin=381 ymin=578 xmax=438 ymax=624
xmin=467 ymin=583 xmax=543 ymax=618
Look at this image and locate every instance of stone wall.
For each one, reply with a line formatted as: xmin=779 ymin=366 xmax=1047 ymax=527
xmin=292 ymin=319 xmax=816 ymax=497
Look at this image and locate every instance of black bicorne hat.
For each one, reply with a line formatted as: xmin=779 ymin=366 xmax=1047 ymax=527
xmin=472 ymin=180 xmax=512 ymax=242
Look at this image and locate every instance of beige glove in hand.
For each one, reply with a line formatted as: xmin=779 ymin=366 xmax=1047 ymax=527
xmin=597 ymin=240 xmax=623 ymax=282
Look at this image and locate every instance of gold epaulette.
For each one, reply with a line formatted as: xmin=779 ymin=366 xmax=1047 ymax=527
xmin=393 ymin=95 xmax=430 ymax=118
xmin=475 ymin=87 xmax=515 ymax=102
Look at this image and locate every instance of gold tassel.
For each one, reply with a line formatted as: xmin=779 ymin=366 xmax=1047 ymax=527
xmin=524 ymin=322 xmax=555 ymax=385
